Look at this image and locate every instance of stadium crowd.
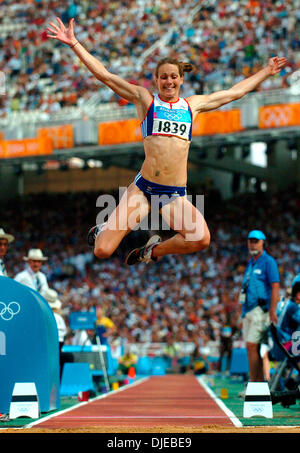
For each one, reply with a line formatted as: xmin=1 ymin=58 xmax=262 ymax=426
xmin=1 ymin=183 xmax=299 ymax=366
xmin=0 ymin=0 xmax=299 ymax=116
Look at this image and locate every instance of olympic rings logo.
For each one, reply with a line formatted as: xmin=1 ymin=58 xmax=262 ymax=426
xmin=251 ymin=406 xmax=264 ymax=414
xmin=260 ymin=106 xmax=292 ymax=127
xmin=164 ymin=112 xmax=182 ymax=121
xmin=0 ymin=301 xmax=21 ymax=321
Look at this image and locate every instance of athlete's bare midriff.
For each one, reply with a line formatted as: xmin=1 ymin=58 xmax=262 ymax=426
xmin=140 ymin=135 xmax=190 ymax=187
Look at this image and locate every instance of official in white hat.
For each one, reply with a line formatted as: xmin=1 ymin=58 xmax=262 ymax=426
xmin=42 ymin=288 xmax=62 ymax=311
xmin=42 ymin=288 xmax=67 ymax=342
xmin=14 ymin=248 xmax=49 ymax=293
xmin=42 ymin=288 xmax=69 ymax=378
xmin=23 ymin=248 xmax=48 ymax=262
xmin=0 ymin=227 xmax=14 ymax=277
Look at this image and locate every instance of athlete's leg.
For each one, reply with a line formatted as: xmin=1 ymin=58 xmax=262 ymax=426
xmin=152 ymin=196 xmax=210 ymax=258
xmin=94 ymin=183 xmax=150 ymax=259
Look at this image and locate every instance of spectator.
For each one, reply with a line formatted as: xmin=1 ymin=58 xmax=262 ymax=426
xmin=162 ymin=335 xmax=182 ymax=372
xmin=95 ymin=306 xmax=116 ymax=345
xmin=14 ymin=248 xmax=49 ymax=293
xmin=0 ymin=228 xmax=14 ymax=277
xmin=274 ymin=274 xmax=300 ymax=346
xmin=117 ymin=347 xmax=138 ymax=375
xmin=190 ymin=345 xmax=210 ymax=375
xmin=240 ymin=230 xmax=280 ymax=382
xmin=41 ymin=287 xmax=72 ymax=378
xmin=218 ymin=312 xmax=238 ymax=373
xmin=71 ymin=328 xmax=97 ymax=346
xmin=261 ymin=274 xmax=300 ymax=380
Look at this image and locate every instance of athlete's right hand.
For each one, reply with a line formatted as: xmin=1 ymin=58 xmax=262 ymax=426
xmin=46 ymin=17 xmax=77 ymax=47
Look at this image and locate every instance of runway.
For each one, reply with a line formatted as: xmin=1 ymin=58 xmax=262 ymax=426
xmin=28 ymin=375 xmax=239 ymax=430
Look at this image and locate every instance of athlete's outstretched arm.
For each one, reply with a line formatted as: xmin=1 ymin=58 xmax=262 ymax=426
xmin=188 ymin=56 xmax=288 ymax=113
xmin=46 ymin=17 xmax=149 ymax=104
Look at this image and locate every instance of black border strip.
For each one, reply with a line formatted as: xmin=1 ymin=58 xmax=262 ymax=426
xmin=244 ymin=395 xmax=271 ymax=401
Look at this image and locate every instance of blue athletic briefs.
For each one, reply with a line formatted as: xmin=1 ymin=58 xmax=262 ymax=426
xmin=134 ymin=172 xmax=186 ymax=208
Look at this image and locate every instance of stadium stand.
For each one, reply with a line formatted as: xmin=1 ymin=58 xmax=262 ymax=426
xmin=0 ymin=0 xmax=299 ymax=120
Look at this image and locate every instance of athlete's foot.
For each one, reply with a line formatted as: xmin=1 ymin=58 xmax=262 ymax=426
xmin=87 ymin=222 xmax=107 ymax=246
xmin=125 ymin=235 xmax=162 ymax=265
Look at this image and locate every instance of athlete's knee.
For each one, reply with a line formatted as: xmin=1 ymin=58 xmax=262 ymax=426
xmin=183 ymin=231 xmax=210 ymax=253
xmin=192 ymin=229 xmax=210 ymax=251
xmin=203 ymin=231 xmax=210 ymax=249
xmin=200 ymin=230 xmax=210 ymax=249
xmin=94 ymin=243 xmax=114 ymax=259
xmin=185 ymin=222 xmax=210 ymax=248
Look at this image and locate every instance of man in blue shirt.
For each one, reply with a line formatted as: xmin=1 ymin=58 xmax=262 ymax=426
xmin=276 ymin=275 xmax=300 ymax=342
xmin=241 ymin=230 xmax=280 ymax=381
xmin=267 ymin=275 xmax=300 ymax=365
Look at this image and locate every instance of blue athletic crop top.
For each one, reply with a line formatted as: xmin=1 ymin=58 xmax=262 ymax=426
xmin=141 ymin=94 xmax=193 ymax=141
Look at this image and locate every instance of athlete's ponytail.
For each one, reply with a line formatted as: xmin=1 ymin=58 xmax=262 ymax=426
xmin=178 ymin=62 xmax=194 ymax=75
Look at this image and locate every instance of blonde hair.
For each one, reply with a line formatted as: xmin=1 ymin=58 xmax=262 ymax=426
xmin=155 ymin=58 xmax=194 ymax=77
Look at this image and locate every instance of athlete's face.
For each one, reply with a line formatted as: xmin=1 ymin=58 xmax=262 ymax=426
xmin=155 ymin=64 xmax=183 ymax=101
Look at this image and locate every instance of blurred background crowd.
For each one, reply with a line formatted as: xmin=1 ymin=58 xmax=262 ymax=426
xmin=0 ymin=0 xmax=299 ymax=116
xmin=2 ymin=182 xmax=299 ymax=370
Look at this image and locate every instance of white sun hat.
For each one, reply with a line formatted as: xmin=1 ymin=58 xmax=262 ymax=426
xmin=0 ymin=228 xmax=14 ymax=243
xmin=23 ymin=248 xmax=48 ymax=261
xmin=41 ymin=288 xmax=62 ymax=310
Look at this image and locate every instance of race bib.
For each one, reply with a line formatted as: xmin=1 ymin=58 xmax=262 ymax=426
xmin=141 ymin=95 xmax=193 ymax=141
xmin=153 ymin=118 xmax=191 ymax=140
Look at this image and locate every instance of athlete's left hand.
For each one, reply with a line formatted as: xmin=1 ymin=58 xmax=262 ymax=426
xmin=46 ymin=17 xmax=76 ymax=47
xmin=267 ymin=56 xmax=288 ymax=75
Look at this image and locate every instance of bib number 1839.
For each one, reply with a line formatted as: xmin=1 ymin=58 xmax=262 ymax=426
xmin=155 ymin=119 xmax=188 ymax=138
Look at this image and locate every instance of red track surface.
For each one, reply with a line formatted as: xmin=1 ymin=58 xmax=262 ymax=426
xmin=35 ymin=375 xmax=236 ymax=430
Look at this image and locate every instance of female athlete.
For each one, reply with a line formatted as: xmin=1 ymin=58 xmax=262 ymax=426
xmin=47 ymin=18 xmax=287 ymax=265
